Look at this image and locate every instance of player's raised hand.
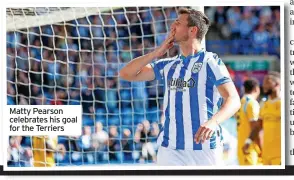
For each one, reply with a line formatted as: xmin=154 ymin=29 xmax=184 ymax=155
xmin=194 ymin=119 xmax=218 ymax=144
xmin=154 ymin=28 xmax=176 ymax=57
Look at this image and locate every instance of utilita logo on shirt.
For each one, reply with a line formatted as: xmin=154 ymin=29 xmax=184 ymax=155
xmin=168 ymin=78 xmax=195 ymax=91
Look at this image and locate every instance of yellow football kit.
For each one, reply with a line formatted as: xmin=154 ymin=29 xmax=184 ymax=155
xmin=260 ymin=98 xmax=281 ymax=165
xmin=32 ymin=136 xmax=57 ymax=167
xmin=237 ymin=95 xmax=261 ymax=165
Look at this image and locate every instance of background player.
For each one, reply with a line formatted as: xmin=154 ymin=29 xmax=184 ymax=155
xmin=243 ymin=72 xmax=281 ymax=165
xmin=32 ymin=135 xmax=57 ymax=167
xmin=236 ymin=78 xmax=262 ymax=165
xmin=119 ymin=8 xmax=240 ymax=165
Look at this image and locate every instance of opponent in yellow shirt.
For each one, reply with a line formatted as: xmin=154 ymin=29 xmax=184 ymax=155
xmin=243 ymin=72 xmax=281 ymax=165
xmin=260 ymin=97 xmax=281 ymax=165
xmin=236 ymin=78 xmax=261 ymax=165
xmin=32 ymin=136 xmax=57 ymax=167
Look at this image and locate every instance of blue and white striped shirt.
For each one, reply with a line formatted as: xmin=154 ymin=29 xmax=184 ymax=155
xmin=151 ymin=50 xmax=231 ymax=150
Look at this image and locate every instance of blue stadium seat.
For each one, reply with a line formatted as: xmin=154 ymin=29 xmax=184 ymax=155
xmin=95 ymin=108 xmax=107 ymax=126
xmin=55 ymin=152 xmax=70 ymax=166
xmin=7 ymin=96 xmax=15 ymax=105
xmin=58 ymin=136 xmax=68 ymax=145
xmin=82 ymin=115 xmax=94 ymax=126
xmin=122 ymin=117 xmax=132 ymax=126
xmin=108 ymin=115 xmax=120 ymax=126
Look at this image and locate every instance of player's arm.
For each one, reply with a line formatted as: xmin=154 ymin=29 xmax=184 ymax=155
xmin=119 ymin=54 xmax=156 ymax=81
xmin=242 ymin=119 xmax=263 ymax=154
xmin=195 ymin=82 xmax=241 ymax=144
xmin=214 ymin=82 xmax=241 ymax=124
xmin=194 ymin=55 xmax=241 ymax=144
xmin=119 ymin=28 xmax=175 ymax=82
xmin=242 ymin=101 xmax=262 ymax=154
xmin=249 ymin=120 xmax=263 ymax=141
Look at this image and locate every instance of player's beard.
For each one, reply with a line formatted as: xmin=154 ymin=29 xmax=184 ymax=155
xmin=264 ymin=89 xmax=273 ymax=96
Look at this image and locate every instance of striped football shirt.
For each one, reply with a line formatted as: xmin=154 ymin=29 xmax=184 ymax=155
xmin=150 ymin=50 xmax=231 ymax=150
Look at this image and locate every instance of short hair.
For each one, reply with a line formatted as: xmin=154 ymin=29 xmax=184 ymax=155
xmin=178 ymin=8 xmax=210 ymax=41
xmin=267 ymin=71 xmax=280 ymax=83
xmin=243 ymin=78 xmax=260 ymax=94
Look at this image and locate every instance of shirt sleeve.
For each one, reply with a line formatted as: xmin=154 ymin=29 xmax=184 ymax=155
xmin=247 ymin=100 xmax=260 ymax=122
xmin=150 ymin=58 xmax=172 ymax=80
xmin=207 ymin=54 xmax=232 ymax=87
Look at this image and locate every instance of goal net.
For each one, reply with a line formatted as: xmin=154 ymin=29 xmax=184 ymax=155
xmin=6 ymin=6 xmax=202 ymax=167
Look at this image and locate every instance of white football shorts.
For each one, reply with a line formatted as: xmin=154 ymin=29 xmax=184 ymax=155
xmin=156 ymin=145 xmax=224 ymax=166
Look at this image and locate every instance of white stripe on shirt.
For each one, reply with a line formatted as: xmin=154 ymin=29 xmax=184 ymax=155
xmin=197 ymin=56 xmax=211 ymax=150
xmin=183 ymin=56 xmax=200 ymax=149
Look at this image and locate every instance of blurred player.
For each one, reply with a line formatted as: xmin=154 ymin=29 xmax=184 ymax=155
xmin=119 ymin=8 xmax=240 ymax=165
xmin=236 ymin=78 xmax=262 ymax=165
xmin=243 ymin=72 xmax=281 ymax=165
xmin=32 ymin=135 xmax=57 ymax=167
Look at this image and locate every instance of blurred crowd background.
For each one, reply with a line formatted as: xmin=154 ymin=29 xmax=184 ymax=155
xmin=6 ymin=6 xmax=280 ymax=166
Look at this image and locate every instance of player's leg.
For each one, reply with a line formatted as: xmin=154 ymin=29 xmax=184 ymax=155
xmin=157 ymin=146 xmax=185 ymax=166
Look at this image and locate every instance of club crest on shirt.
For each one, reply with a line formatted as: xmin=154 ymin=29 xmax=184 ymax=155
xmin=191 ymin=62 xmax=203 ymax=73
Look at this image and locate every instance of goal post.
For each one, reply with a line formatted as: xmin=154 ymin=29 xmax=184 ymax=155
xmin=6 ymin=6 xmax=203 ymax=167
